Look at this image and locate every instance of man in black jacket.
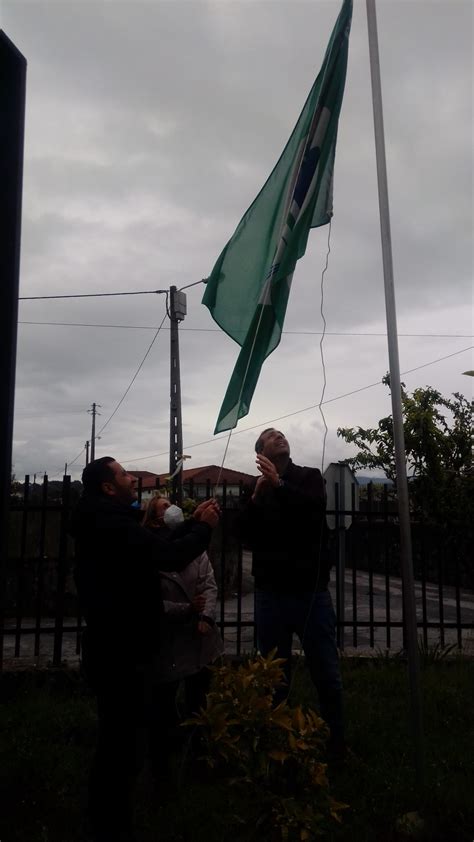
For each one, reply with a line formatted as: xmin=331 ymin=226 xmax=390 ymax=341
xmin=71 ymin=456 xmax=219 ymax=842
xmin=241 ymin=429 xmax=344 ymax=753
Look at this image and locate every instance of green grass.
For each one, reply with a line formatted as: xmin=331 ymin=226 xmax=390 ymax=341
xmin=293 ymin=655 xmax=474 ymax=841
xmin=1 ymin=657 xmax=473 ymax=842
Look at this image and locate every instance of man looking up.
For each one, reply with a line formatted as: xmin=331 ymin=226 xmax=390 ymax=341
xmin=71 ymin=456 xmax=219 ymax=842
xmin=241 ymin=429 xmax=344 ymax=757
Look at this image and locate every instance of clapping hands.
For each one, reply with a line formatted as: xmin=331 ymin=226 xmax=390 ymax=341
xmin=252 ymin=455 xmax=280 ymax=502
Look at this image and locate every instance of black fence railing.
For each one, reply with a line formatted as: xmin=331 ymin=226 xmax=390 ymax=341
xmin=1 ymin=476 xmax=473 ymax=669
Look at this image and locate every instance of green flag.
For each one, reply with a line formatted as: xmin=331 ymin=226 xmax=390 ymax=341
xmin=203 ymin=0 xmax=352 ymax=434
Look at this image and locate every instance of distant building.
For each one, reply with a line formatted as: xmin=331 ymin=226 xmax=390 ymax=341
xmin=128 ymin=466 xmax=256 ymax=505
xmin=127 ymin=470 xmax=164 ymax=503
xmin=182 ymin=465 xmax=256 ymax=502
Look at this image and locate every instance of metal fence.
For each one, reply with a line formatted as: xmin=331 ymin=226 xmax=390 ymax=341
xmin=1 ymin=475 xmax=473 ymax=669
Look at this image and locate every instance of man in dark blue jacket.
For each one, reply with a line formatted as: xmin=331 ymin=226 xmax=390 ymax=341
xmin=241 ymin=429 xmax=344 ymax=756
xmin=71 ymin=456 xmax=219 ymax=842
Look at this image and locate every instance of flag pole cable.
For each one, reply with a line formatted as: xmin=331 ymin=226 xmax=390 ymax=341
xmin=366 ymin=0 xmax=424 ymax=785
xmin=287 ymin=220 xmax=332 ymax=697
xmin=317 ymin=219 xmax=331 ymax=475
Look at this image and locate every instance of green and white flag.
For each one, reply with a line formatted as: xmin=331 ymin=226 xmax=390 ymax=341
xmin=203 ymin=0 xmax=352 ymax=434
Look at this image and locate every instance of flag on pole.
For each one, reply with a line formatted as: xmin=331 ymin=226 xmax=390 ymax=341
xmin=203 ymin=0 xmax=352 ymax=434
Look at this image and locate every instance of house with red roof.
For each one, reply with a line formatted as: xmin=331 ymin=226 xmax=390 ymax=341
xmin=128 ymin=466 xmax=256 ymax=505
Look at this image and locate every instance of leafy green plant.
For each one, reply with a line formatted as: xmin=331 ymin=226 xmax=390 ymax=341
xmin=337 ymin=380 xmax=473 ymax=525
xmin=182 ymin=496 xmax=197 ymax=518
xmin=371 ymin=640 xmax=459 ymax=669
xmin=370 ymin=647 xmax=406 ymax=668
xmin=417 ymin=639 xmax=458 ymax=666
xmin=185 ymin=651 xmax=348 ymax=840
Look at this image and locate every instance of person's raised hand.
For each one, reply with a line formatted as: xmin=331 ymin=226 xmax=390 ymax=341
xmin=197 ymin=620 xmax=212 ymax=635
xmin=256 ymin=454 xmax=280 ymax=487
xmin=194 ymin=498 xmax=218 ymax=521
xmin=199 ymin=501 xmax=220 ymax=528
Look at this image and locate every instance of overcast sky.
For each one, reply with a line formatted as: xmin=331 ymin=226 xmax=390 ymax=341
xmin=2 ymin=0 xmax=473 ymax=481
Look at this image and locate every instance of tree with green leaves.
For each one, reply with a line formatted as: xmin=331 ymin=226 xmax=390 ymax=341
xmin=337 ymin=378 xmax=472 ymax=525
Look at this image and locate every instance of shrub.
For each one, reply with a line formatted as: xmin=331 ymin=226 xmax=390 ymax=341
xmin=186 ymin=652 xmax=348 ymax=840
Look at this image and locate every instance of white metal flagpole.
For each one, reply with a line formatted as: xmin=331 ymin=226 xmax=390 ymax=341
xmin=366 ymin=0 xmax=424 ymax=784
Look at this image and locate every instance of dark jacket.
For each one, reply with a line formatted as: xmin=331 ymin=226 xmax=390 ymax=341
xmin=70 ymin=495 xmax=212 ymax=668
xmin=240 ymin=460 xmax=331 ymax=593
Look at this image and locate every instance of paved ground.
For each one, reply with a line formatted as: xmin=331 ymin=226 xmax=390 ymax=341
xmin=3 ymin=557 xmax=473 ymax=666
xmin=220 ymin=569 xmax=474 ymax=655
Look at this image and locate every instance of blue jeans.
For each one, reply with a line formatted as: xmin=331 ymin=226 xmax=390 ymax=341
xmin=255 ymin=588 xmax=344 ymax=742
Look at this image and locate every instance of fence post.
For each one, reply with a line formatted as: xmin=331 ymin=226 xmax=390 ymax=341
xmin=219 ymin=480 xmax=227 ymax=636
xmin=14 ymin=475 xmax=30 ymax=657
xmin=367 ymin=482 xmax=375 ymax=648
xmin=383 ymin=483 xmax=391 ymax=649
xmin=236 ymin=481 xmax=243 ymax=656
xmin=34 ymin=475 xmax=48 ymax=658
xmin=337 ymin=465 xmax=346 ymax=650
xmin=53 ymin=475 xmax=71 ymax=666
xmin=351 ymin=482 xmax=358 ymax=648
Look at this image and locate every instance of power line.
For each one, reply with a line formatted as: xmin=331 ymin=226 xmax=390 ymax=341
xmin=19 ymin=289 xmax=168 ymax=301
xmin=38 ymin=300 xmax=170 ymax=477
xmin=46 ymin=445 xmax=86 ymax=480
xmin=30 ymin=311 xmax=169 ymax=475
xmin=26 ymin=343 xmax=472 ymax=476
xmin=66 ymin=447 xmax=86 ymax=470
xmin=18 ymin=281 xmax=208 ymax=301
xmin=17 ymin=320 xmax=473 ymax=339
xmin=119 ymin=344 xmax=473 ymax=465
xmin=15 ymin=410 xmax=87 ymax=419
xmin=96 ymin=305 xmax=169 ymax=437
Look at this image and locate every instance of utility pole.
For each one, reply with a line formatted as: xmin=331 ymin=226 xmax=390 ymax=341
xmin=85 ymin=440 xmax=90 ymax=466
xmin=64 ymin=462 xmax=67 ymax=476
xmin=88 ymin=403 xmax=100 ymax=462
xmin=169 ymin=286 xmax=187 ymax=505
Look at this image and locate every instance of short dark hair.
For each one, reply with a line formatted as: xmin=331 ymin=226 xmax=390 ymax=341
xmin=82 ymin=457 xmax=116 ymax=496
xmin=255 ymin=428 xmax=275 ymax=454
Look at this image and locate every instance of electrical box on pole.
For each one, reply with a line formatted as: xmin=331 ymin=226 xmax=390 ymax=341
xmin=169 ymin=286 xmax=186 ymax=506
xmin=173 ymin=290 xmax=187 ymax=320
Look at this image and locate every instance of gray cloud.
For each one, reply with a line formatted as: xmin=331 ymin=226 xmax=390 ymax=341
xmin=4 ymin=0 xmax=472 ymax=479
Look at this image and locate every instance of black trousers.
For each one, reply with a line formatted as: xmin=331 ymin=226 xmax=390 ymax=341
xmin=88 ymin=665 xmax=159 ymax=842
xmin=154 ymin=668 xmax=212 ymax=764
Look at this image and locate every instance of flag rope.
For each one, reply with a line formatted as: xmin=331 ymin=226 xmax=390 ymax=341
xmin=318 ymin=220 xmax=331 ymax=475
xmin=288 ymin=221 xmax=333 ymax=697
